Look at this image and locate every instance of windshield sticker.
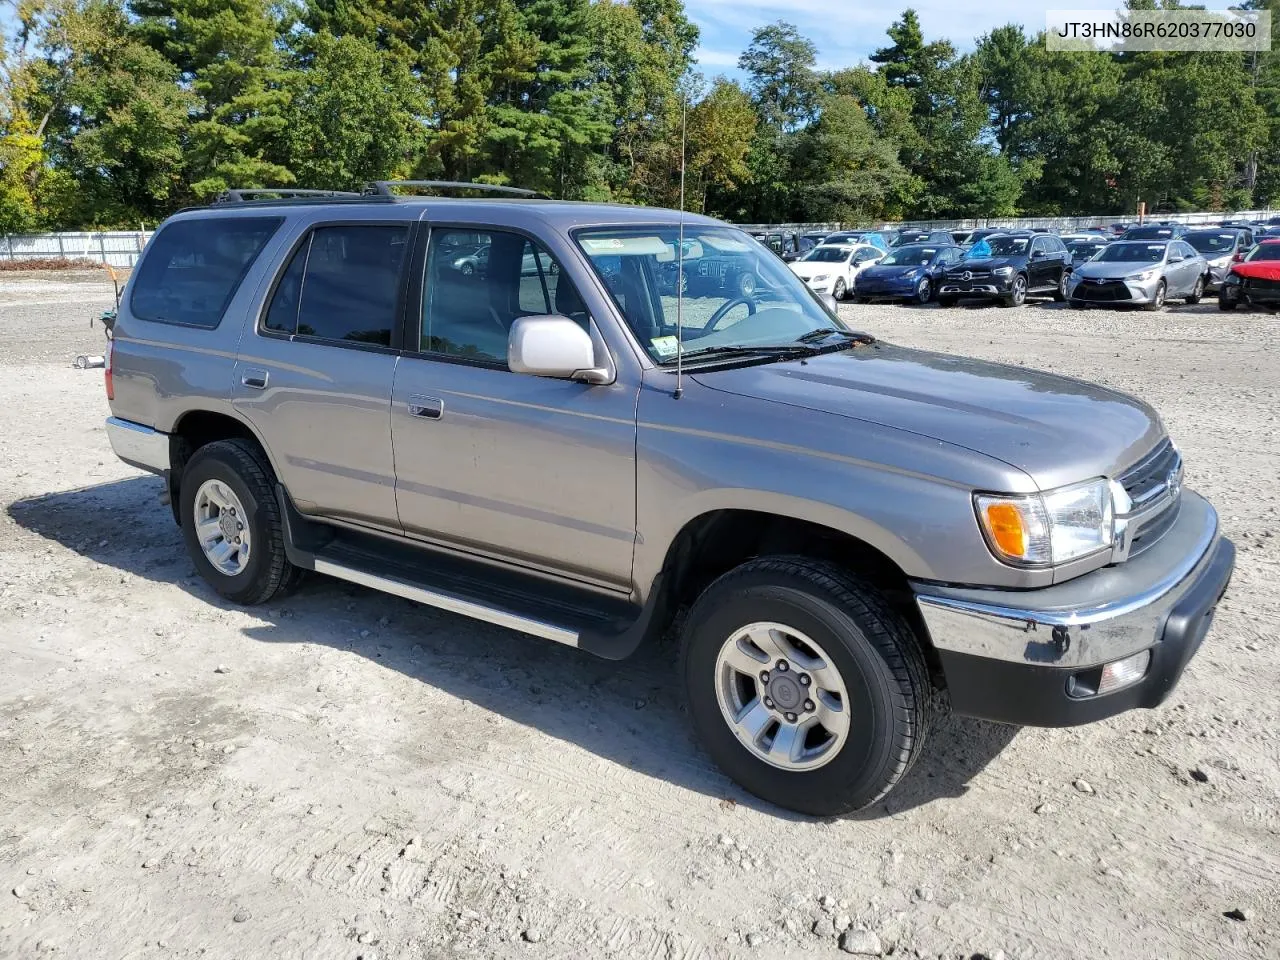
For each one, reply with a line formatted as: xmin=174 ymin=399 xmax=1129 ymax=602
xmin=580 ymin=236 xmax=669 ymax=256
xmin=650 ymin=335 xmax=679 ymax=358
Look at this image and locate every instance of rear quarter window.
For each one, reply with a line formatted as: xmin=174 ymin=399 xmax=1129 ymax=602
xmin=130 ymin=217 xmax=283 ymax=328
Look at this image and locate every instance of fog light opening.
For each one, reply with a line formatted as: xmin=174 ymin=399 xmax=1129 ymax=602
xmin=1067 ymin=650 xmax=1152 ymax=699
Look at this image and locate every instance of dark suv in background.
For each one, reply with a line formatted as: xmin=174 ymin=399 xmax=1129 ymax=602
xmin=940 ymin=231 xmax=1071 ymax=307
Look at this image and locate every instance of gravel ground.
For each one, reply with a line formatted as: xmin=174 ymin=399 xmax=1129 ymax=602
xmin=1 ymin=275 xmax=1277 ymax=960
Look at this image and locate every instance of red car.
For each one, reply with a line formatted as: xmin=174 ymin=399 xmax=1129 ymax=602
xmin=1219 ymin=238 xmax=1280 ymax=311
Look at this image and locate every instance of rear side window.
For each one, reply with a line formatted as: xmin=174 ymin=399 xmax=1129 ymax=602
xmin=262 ymin=224 xmax=409 ymax=347
xmin=131 ymin=217 xmax=282 ymax=328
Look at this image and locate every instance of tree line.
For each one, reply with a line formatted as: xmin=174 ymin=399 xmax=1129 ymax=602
xmin=1 ymin=0 xmax=1278 ymax=232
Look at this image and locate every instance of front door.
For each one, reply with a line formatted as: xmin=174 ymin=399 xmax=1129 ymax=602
xmin=232 ymin=219 xmax=414 ymax=527
xmin=389 ymin=226 xmax=639 ymax=589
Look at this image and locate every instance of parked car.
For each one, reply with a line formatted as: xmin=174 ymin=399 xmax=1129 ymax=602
xmin=960 ymin=227 xmax=1002 ymax=251
xmin=1183 ymin=229 xmax=1252 ymax=292
xmin=950 ymin=230 xmax=971 ymax=246
xmin=1122 ymin=223 xmax=1187 ymax=241
xmin=822 ymin=230 xmax=890 ymax=253
xmin=891 ymin=229 xmax=955 ymax=248
xmin=1218 ymin=238 xmax=1280 ymax=311
xmin=789 ymin=243 xmax=884 ymax=300
xmin=1065 ymin=238 xmax=1110 ymax=268
xmin=1067 ymin=240 xmax=1208 ymax=309
xmin=103 ymin=184 xmax=1234 ymax=817
xmin=851 ymin=243 xmax=964 ymax=304
xmin=939 ymin=231 xmax=1072 ymax=307
xmin=1108 ymin=222 xmax=1133 ymax=237
xmin=1060 ymin=232 xmax=1104 ymax=245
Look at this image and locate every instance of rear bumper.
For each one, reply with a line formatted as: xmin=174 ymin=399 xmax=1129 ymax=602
xmin=912 ymin=491 xmax=1234 ymax=727
xmin=105 ymin=417 xmax=170 ymax=474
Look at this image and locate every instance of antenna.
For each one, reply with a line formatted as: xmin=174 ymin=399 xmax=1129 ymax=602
xmin=674 ymin=99 xmax=688 ymax=400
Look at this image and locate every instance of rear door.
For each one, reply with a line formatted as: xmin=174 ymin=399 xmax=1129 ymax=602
xmin=232 ymin=216 xmax=416 ymax=528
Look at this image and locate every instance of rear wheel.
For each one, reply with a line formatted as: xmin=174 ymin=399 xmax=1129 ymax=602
xmin=1184 ymin=276 xmax=1204 ymax=304
xmin=681 ymin=557 xmax=932 ymax=816
xmin=180 ymin=439 xmax=302 ymax=605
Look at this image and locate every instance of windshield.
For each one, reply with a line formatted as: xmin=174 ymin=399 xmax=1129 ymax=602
xmin=576 ymin=226 xmax=841 ymax=364
xmin=1095 ymin=242 xmax=1166 ymax=263
xmin=975 ymin=236 xmax=1029 ymax=257
xmin=1125 ymin=226 xmax=1175 ymax=240
xmin=1186 ymin=232 xmax=1238 ymax=255
xmin=802 ymin=246 xmax=852 ymax=263
xmin=879 ymin=245 xmax=940 ymax=266
xmin=1067 ymin=241 xmax=1107 ymax=259
xmin=1246 ymin=243 xmax=1280 ymax=261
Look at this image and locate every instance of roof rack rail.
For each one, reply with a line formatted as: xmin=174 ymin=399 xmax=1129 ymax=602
xmin=366 ymin=180 xmax=547 ymax=200
xmin=214 ymin=188 xmax=366 ymax=204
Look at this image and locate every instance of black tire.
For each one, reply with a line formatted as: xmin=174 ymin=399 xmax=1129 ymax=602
xmin=1052 ymin=271 xmax=1068 ymax=302
xmin=180 ymin=439 xmax=302 ymax=605
xmin=914 ymin=276 xmax=932 ymax=304
xmin=1185 ymin=275 xmax=1204 ymax=305
xmin=937 ymin=296 xmax=958 ymax=308
xmin=1218 ymin=291 xmax=1237 ymax=311
xmin=833 ymin=277 xmax=847 ymax=300
xmin=681 ymin=556 xmax=932 ymax=817
xmin=1000 ymin=274 xmax=1027 ymax=307
xmin=737 ymin=271 xmax=757 ymax=297
xmin=1144 ymin=280 xmax=1166 ymax=312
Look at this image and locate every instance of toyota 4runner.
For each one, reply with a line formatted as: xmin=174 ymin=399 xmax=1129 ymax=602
xmin=103 ymin=183 xmax=1235 ymax=816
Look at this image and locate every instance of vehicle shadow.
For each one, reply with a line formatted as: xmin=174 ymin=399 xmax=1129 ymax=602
xmin=8 ymin=476 xmax=1018 ymax=820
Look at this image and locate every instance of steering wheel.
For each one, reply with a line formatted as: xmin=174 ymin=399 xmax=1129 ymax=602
xmin=705 ymin=296 xmax=757 ymax=332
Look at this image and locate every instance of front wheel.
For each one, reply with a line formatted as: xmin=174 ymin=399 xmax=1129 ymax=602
xmin=737 ymin=271 xmax=757 ymax=297
xmin=681 ymin=557 xmax=932 ymax=816
xmin=833 ymin=277 xmax=847 ymax=300
xmin=1218 ymin=291 xmax=1237 ymax=311
xmin=1000 ymin=274 xmax=1027 ymax=307
xmin=1052 ymin=271 xmax=1068 ymax=302
xmin=914 ymin=276 xmax=932 ymax=304
xmin=1184 ymin=276 xmax=1204 ymax=305
xmin=1145 ymin=280 xmax=1167 ymax=312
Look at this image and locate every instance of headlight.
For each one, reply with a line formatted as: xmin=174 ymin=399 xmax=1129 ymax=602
xmin=975 ymin=479 xmax=1114 ymax=566
xmin=992 ymin=266 xmax=1014 ymax=276
xmin=1126 ymin=268 xmax=1158 ymax=282
xmin=901 ymin=269 xmax=918 ymax=279
xmin=812 ymin=274 xmax=829 ymax=282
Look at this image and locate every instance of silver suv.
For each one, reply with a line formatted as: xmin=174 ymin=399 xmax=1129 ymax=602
xmin=103 ymin=184 xmax=1235 ymax=816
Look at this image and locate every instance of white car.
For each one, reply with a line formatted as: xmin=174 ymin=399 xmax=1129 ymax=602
xmin=788 ymin=243 xmax=884 ymax=300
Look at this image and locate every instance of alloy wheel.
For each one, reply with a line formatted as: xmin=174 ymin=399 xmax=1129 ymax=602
xmin=193 ymin=479 xmax=252 ymax=576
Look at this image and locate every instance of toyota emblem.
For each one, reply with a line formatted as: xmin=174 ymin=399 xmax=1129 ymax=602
xmin=961 ymin=271 xmax=971 ymax=281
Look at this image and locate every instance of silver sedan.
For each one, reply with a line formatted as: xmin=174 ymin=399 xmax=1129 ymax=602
xmin=1067 ymin=239 xmax=1209 ymax=310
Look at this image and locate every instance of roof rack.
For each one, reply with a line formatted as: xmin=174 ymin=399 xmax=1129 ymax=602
xmin=214 ymin=188 xmax=366 ymax=204
xmin=366 ymin=180 xmax=547 ymax=200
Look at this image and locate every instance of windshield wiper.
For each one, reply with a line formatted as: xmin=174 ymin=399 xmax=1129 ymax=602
xmin=795 ymin=328 xmax=876 ymax=345
xmin=658 ymin=344 xmax=816 ymax=365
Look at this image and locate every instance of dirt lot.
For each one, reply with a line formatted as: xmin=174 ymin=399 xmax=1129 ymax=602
xmin=1 ymin=274 xmax=1277 ymax=960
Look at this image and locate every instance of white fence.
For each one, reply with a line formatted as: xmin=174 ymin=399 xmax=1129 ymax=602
xmin=738 ymin=211 xmax=1280 ymax=234
xmin=2 ymin=231 xmax=153 ymax=268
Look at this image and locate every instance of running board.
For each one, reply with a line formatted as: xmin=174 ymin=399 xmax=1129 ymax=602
xmin=276 ymin=485 xmax=666 ymax=660
xmin=312 ymin=557 xmax=581 ymax=647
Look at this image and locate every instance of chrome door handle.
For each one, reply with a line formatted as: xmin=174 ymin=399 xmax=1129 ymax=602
xmin=241 ymin=368 xmax=269 ymax=390
xmin=407 ymin=395 xmax=444 ymax=420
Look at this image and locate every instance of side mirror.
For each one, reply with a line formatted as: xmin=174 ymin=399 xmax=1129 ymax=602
xmin=1168 ymin=254 xmax=1183 ymax=263
xmin=508 ymin=315 xmax=611 ymax=384
xmin=1030 ymin=250 xmax=1044 ymax=259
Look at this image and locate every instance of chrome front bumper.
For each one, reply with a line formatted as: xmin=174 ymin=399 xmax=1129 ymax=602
xmin=105 ymin=417 xmax=170 ymax=474
xmin=912 ymin=490 xmax=1222 ymax=670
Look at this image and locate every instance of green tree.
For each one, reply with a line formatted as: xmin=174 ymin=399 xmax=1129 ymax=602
xmin=738 ymin=21 xmax=818 ymax=131
xmin=793 ymin=94 xmax=909 ymax=222
xmin=284 ymin=32 xmax=422 ymax=190
xmin=687 ymin=78 xmax=756 ymax=215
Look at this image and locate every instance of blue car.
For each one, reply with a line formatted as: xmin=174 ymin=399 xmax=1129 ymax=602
xmin=851 ymin=243 xmax=964 ymax=304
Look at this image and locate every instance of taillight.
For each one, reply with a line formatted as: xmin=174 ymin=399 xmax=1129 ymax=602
xmin=104 ymin=338 xmax=114 ymax=400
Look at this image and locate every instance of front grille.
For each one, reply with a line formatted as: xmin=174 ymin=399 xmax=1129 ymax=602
xmin=1119 ymin=438 xmax=1180 ymax=507
xmin=1074 ymin=279 xmax=1131 ymax=302
xmin=946 ymin=269 xmax=991 ymax=280
xmin=1116 ymin=438 xmax=1183 ymax=558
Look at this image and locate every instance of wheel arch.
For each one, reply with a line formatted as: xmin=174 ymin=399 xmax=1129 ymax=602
xmin=167 ymin=409 xmax=281 ymax=524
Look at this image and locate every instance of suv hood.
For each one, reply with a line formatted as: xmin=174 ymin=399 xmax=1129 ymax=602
xmin=950 ymin=255 xmax=1025 ymax=272
xmin=691 ymin=343 xmax=1162 ymax=490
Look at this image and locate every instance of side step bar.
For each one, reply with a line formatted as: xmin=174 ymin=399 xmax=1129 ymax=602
xmin=277 ymin=486 xmax=667 ymax=660
xmin=312 ymin=557 xmax=581 ymax=647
